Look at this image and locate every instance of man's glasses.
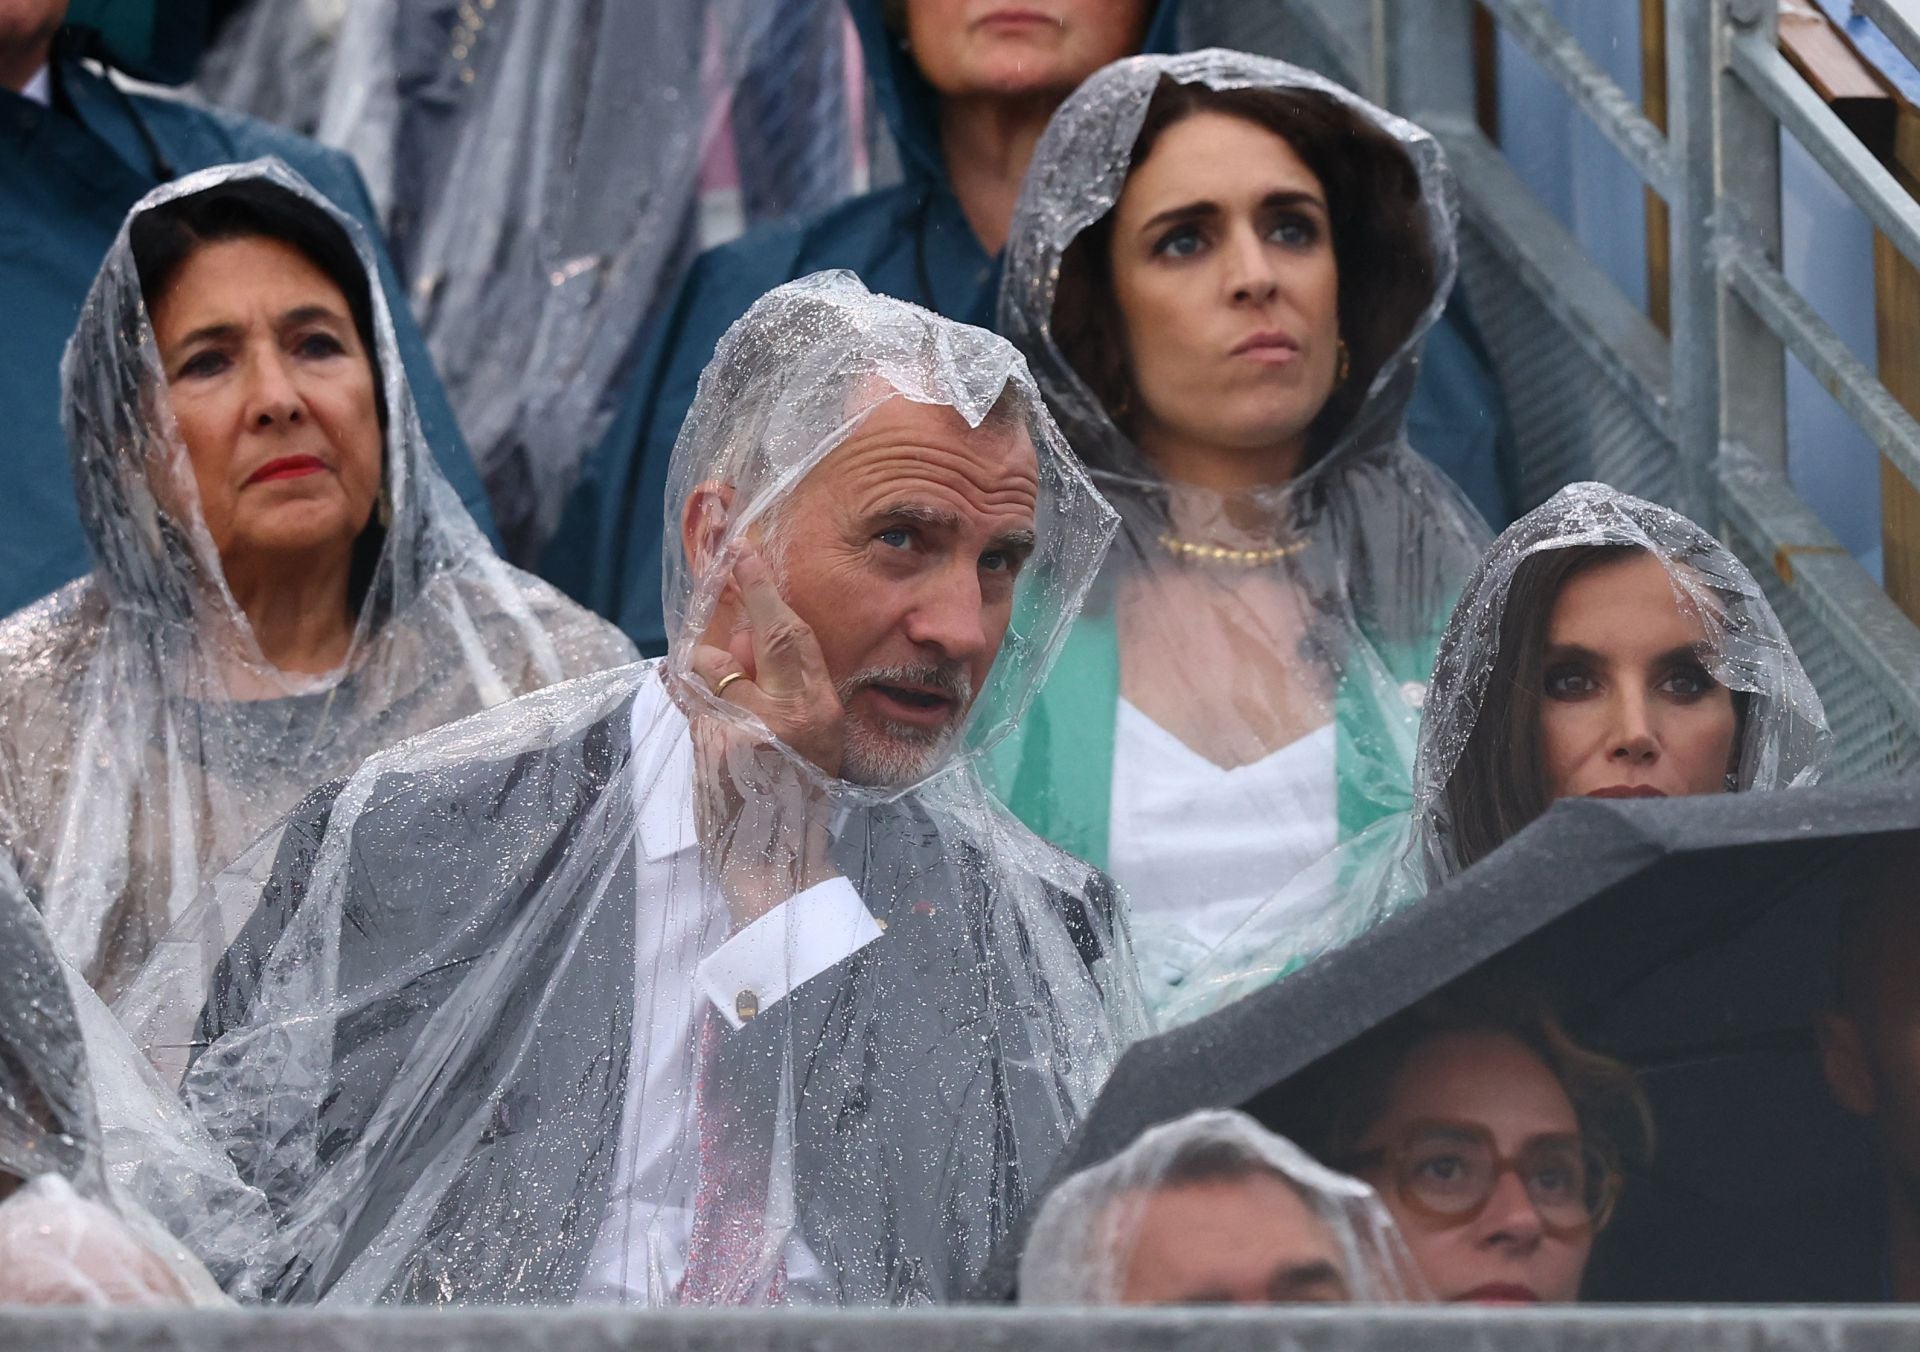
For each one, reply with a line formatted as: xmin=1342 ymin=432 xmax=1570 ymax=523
xmin=1345 ymin=1119 xmax=1620 ymax=1238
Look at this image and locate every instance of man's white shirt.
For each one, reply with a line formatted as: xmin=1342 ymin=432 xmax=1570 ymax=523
xmin=21 ymin=65 xmax=51 ymax=107
xmin=578 ymin=669 xmax=883 ymax=1303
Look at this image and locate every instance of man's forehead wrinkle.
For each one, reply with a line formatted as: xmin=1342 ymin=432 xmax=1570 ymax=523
xmin=831 ymin=439 xmax=1040 ymax=521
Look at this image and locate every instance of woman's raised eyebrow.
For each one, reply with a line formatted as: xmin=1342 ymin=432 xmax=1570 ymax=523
xmin=1140 ymin=189 xmax=1326 ymax=237
xmin=1140 ymin=200 xmax=1219 ymax=234
xmin=1261 ymin=188 xmax=1327 ymax=212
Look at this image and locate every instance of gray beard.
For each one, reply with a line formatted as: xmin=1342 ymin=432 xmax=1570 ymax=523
xmin=835 ymin=663 xmax=972 ymax=787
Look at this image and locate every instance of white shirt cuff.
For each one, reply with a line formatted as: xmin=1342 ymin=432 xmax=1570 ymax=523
xmin=696 ymin=878 xmax=883 ymax=1030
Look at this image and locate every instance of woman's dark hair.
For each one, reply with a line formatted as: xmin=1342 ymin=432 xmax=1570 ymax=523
xmin=1281 ymin=980 xmax=1655 ymax=1183
xmin=128 ymin=179 xmax=385 ymax=416
xmin=127 ymin=179 xmax=391 ymax=613
xmin=1439 ymin=544 xmax=1752 ymax=873
xmin=1052 ymin=79 xmax=1435 ymax=471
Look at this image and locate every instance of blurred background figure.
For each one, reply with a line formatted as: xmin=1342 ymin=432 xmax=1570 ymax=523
xmin=1161 ymin=482 xmax=1830 ymax=1024
xmin=542 ymin=1 xmax=1176 ymax=648
xmin=0 ymin=0 xmax=497 ymax=621
xmin=1284 ymin=985 xmax=1651 ymax=1306
xmin=1814 ymin=848 xmax=1920 ymax=1301
xmin=0 ymin=162 xmax=633 ymax=1004
xmin=0 ymin=851 xmax=252 ymax=1309
xmin=986 ymin=52 xmax=1489 ymax=1018
xmin=1018 ymin=1108 xmax=1423 ymax=1305
xmin=196 ymin=0 xmax=866 ymax=562
xmin=547 ymin=4 xmax=1516 ymax=657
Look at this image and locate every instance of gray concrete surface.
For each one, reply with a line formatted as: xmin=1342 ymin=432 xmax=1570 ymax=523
xmin=3 ymin=1308 xmax=1920 ymax=1352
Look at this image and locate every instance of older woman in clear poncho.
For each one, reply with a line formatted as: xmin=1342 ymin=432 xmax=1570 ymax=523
xmin=153 ymin=271 xmax=1142 ymax=1306
xmin=1161 ymin=482 xmax=1832 ymax=1024
xmin=1018 ymin=1109 xmax=1422 ymax=1305
xmin=0 ymin=851 xmax=270 ymax=1308
xmin=984 ymin=51 xmax=1493 ymax=1018
xmin=0 ymin=159 xmax=635 ymax=1003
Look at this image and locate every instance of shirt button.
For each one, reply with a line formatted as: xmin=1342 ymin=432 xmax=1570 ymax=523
xmin=1401 ymin=680 xmax=1427 ymax=710
xmin=735 ymin=989 xmax=759 ymax=1023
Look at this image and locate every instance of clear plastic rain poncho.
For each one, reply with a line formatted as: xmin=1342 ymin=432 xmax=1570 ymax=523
xmin=0 ymin=851 xmax=264 ymax=1308
xmin=1159 ymin=481 xmax=1832 ymax=1024
xmin=0 ymin=159 xmax=635 ymax=1004
xmin=302 ymin=0 xmax=860 ymax=558
xmin=988 ymin=51 xmax=1492 ymax=1017
xmin=1018 ymin=1108 xmax=1422 ymax=1305
xmin=156 ymin=271 xmax=1142 ymax=1306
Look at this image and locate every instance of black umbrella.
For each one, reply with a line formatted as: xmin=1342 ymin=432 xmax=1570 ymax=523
xmin=978 ymin=781 xmax=1920 ymax=1302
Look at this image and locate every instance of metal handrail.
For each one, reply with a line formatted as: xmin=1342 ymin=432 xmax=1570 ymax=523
xmin=1721 ymin=444 xmax=1920 ymax=734
xmin=1377 ymin=0 xmax=1920 ymax=758
xmin=1474 ymin=0 xmax=1678 ymax=198
xmin=1719 ymin=238 xmax=1920 ymax=498
xmin=1725 ymin=28 xmax=1920 ymax=283
xmin=1856 ymin=0 xmax=1920 ymax=73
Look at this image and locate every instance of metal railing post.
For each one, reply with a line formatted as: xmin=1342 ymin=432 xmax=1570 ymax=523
xmin=1666 ymin=0 xmax=1726 ymax=526
xmin=1716 ymin=0 xmax=1790 ymax=475
xmin=1380 ymin=0 xmax=1476 ymax=127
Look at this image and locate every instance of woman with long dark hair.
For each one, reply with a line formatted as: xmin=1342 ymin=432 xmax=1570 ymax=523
xmin=1163 ymin=482 xmax=1830 ymax=1023
xmin=988 ymin=51 xmax=1492 ymax=1016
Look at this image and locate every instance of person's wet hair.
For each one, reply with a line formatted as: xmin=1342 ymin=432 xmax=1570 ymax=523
xmin=1050 ymin=77 xmax=1435 ymax=469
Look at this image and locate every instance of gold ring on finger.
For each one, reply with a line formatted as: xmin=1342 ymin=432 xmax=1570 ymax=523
xmin=713 ymin=671 xmax=748 ymax=697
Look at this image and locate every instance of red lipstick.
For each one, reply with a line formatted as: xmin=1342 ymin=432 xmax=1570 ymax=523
xmin=244 ymin=454 xmax=328 ymax=486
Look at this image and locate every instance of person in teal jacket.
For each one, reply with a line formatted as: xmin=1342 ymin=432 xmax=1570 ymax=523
xmin=985 ymin=52 xmax=1494 ymax=1018
xmin=543 ymin=0 xmax=1517 ymax=657
xmin=0 ymin=0 xmax=496 ymax=620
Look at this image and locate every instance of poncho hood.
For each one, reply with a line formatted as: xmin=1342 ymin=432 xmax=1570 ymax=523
xmin=847 ymin=0 xmax=1186 ymax=190
xmin=999 ymin=49 xmax=1458 ymax=492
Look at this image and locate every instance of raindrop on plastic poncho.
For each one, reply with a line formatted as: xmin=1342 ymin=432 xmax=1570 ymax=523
xmin=1017 ymin=1108 xmax=1422 ymax=1305
xmin=0 ymin=851 xmax=265 ymax=1308
xmin=1160 ymin=481 xmax=1832 ymax=1023
xmin=0 ymin=159 xmax=636 ymax=1004
xmin=166 ymin=271 xmax=1144 ymax=1306
xmin=986 ymin=51 xmax=1492 ymax=1018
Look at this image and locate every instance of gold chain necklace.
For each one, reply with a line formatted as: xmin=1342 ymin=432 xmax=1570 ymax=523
xmin=1156 ymin=532 xmax=1306 ymax=566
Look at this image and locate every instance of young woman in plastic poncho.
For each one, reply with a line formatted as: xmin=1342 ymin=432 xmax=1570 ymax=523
xmin=0 ymin=851 xmax=269 ymax=1307
xmin=156 ymin=273 xmax=1144 ymax=1305
xmin=0 ymin=160 xmax=636 ymax=1002
xmin=1018 ymin=1108 xmax=1423 ymax=1305
xmin=986 ymin=51 xmax=1493 ymax=1016
xmin=1161 ymin=482 xmax=1832 ymax=1024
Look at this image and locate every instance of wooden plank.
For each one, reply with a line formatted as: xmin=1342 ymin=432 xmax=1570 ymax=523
xmin=1474 ymin=2 xmax=1500 ymax=142
xmin=1642 ymin=0 xmax=1670 ymax=335
xmin=1877 ymin=110 xmax=1920 ymax=622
